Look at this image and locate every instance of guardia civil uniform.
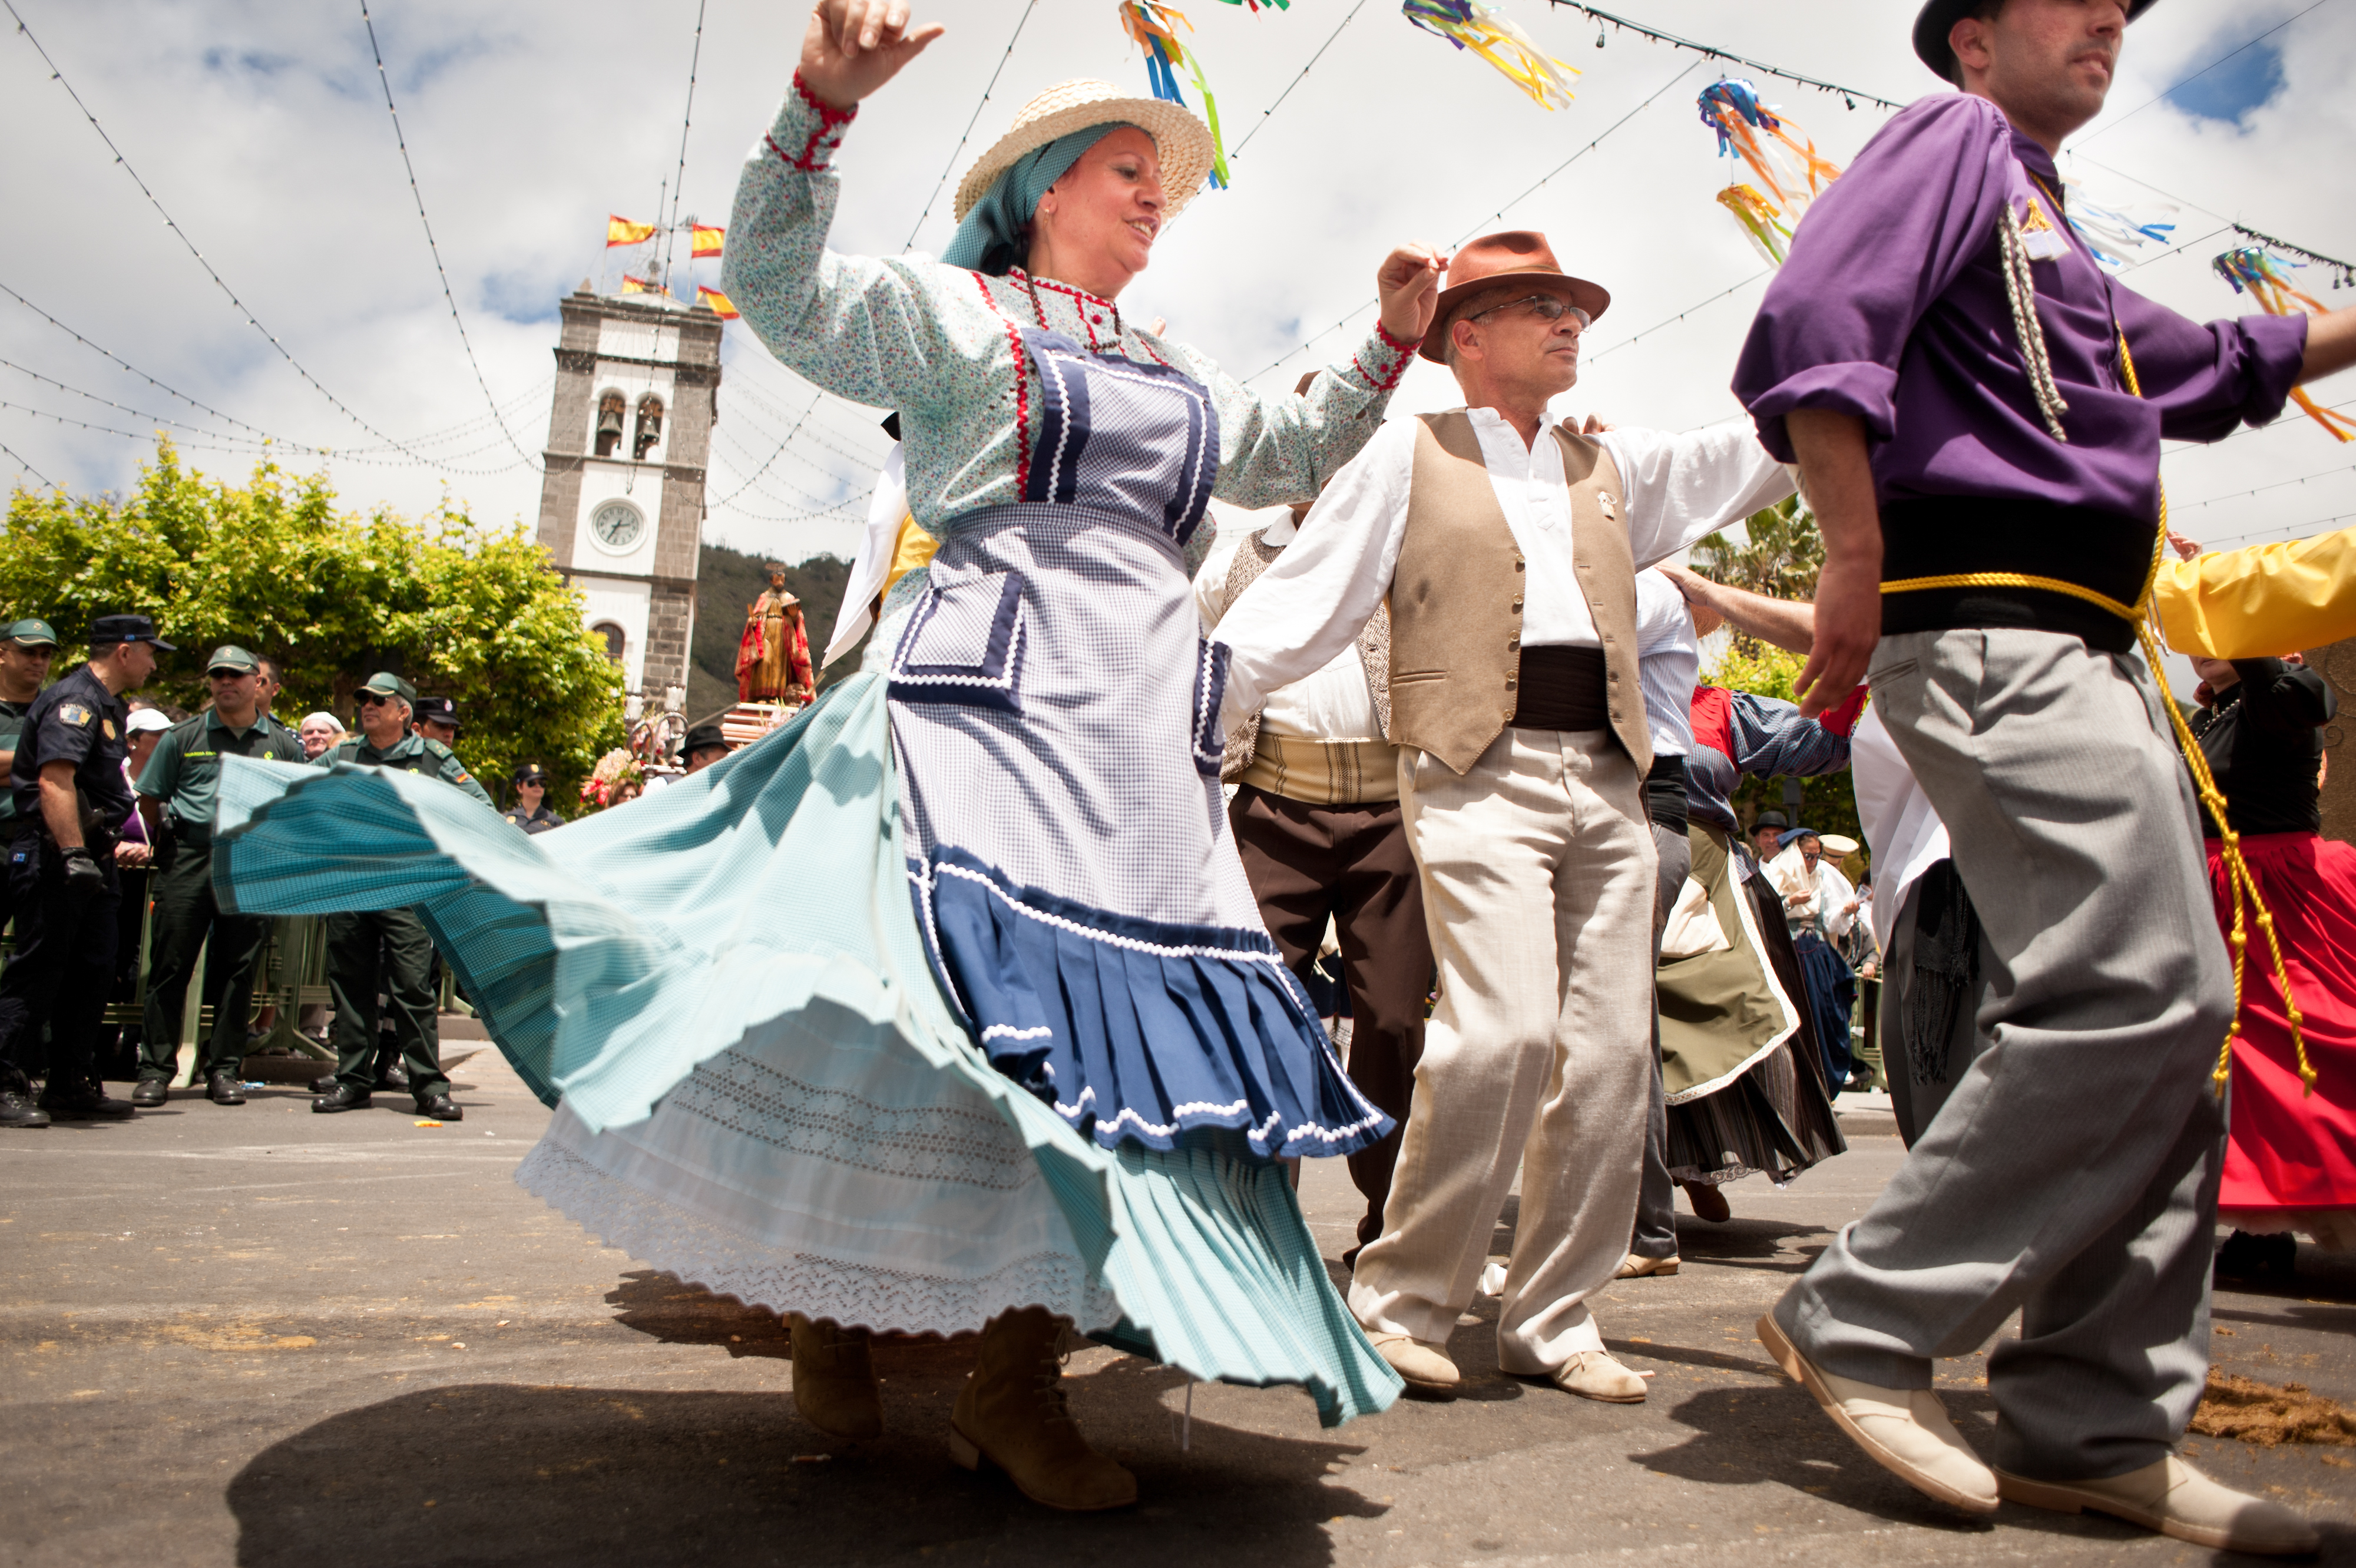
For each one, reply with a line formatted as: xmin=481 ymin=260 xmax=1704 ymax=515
xmin=131 ymin=647 xmax=305 ymax=1105
xmin=0 ymin=618 xmax=61 ymax=964
xmin=312 ymin=673 xmax=494 ymax=1116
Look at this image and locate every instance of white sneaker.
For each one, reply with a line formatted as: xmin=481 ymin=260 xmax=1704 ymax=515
xmin=1998 ymin=1455 xmax=2320 ymax=1555
xmin=1757 ymin=1314 xmax=1998 ymax=1513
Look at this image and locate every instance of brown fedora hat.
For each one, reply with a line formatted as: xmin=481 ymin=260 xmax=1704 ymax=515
xmin=1424 ymin=230 xmax=1609 ymax=364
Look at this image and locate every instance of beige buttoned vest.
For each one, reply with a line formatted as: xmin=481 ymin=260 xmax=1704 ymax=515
xmin=1387 ymin=411 xmax=1649 ymax=776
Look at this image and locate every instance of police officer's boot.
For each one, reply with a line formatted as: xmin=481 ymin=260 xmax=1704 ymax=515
xmin=39 ymin=1076 xmax=138 ymax=1121
xmin=371 ymin=1038 xmax=409 ymax=1093
xmin=0 ymin=1069 xmax=52 ymax=1129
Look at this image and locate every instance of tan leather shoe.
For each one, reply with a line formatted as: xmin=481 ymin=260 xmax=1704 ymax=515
xmin=949 ymin=1306 xmax=1136 ymax=1511
xmin=1615 ymin=1252 xmax=1680 ymax=1279
xmin=1998 ymin=1455 xmax=2321 ymax=1555
xmin=1757 ymin=1314 xmax=1997 ymax=1513
xmin=1368 ymin=1331 xmax=1460 ymax=1394
xmin=788 ymin=1314 xmax=882 ymax=1441
xmin=1551 ymin=1349 xmax=1647 ymax=1402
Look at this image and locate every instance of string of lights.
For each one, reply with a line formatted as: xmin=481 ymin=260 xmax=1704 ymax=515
xmin=901 ymin=0 xmax=1041 ymax=252
xmin=1542 ymin=2 xmax=1905 ymax=111
xmin=356 ymin=0 xmax=540 ymax=467
xmin=1229 ymin=0 xmax=1373 ymax=161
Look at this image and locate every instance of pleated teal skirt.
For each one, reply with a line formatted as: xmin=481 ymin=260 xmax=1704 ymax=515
xmin=213 ymin=673 xmax=1398 ymax=1427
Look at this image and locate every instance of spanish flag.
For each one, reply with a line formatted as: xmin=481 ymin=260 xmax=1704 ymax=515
xmin=621 ymin=274 xmax=666 ymax=296
xmin=697 ymin=286 xmax=740 ymax=320
xmin=607 ymin=214 xmax=657 ymax=248
xmin=691 ymin=224 xmax=724 ymax=260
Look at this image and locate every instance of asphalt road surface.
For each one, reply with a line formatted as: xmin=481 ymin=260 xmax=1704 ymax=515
xmin=6 ymin=1035 xmax=2354 ymax=1566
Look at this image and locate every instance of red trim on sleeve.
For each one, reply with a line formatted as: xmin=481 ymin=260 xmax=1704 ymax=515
xmin=975 ymin=274 xmax=1032 ymax=499
xmin=1374 ymin=319 xmax=1422 ymax=356
xmin=773 ymin=72 xmax=857 ymax=171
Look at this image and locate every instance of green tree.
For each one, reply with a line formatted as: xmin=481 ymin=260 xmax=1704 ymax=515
xmin=0 ymin=442 xmax=626 ymax=814
xmin=1693 ymin=498 xmax=1862 ymax=855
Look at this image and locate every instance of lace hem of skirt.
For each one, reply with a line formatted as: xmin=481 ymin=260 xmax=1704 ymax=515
xmin=515 ymin=1140 xmax=1123 ymax=1336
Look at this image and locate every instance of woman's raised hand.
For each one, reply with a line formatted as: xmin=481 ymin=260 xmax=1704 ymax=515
xmin=1376 ymin=243 xmax=1447 ymax=347
xmin=800 ymin=0 xmax=944 ymax=111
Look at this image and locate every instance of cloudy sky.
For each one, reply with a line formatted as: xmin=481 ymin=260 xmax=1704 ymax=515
xmin=2 ymin=0 xmax=2350 ymax=571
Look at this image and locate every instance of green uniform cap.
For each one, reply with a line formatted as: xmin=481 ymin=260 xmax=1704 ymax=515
xmin=357 ymin=671 xmax=417 ymax=703
xmin=4 ymin=618 xmax=59 ymax=649
xmin=206 ymin=645 xmax=260 ymax=675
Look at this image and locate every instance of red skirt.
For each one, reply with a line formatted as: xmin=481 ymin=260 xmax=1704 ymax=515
xmin=2211 ymin=831 xmax=2356 ymax=1239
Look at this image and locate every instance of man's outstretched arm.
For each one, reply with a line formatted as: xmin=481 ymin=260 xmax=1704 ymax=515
xmin=1657 ymin=563 xmax=1817 ymax=656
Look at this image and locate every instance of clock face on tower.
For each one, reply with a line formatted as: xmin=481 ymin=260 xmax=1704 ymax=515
xmin=590 ymin=500 xmax=644 ymax=551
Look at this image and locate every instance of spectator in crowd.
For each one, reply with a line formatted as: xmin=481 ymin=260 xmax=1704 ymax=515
xmin=0 ymin=614 xmax=170 ymax=1126
xmin=0 ymin=618 xmax=61 ymax=948
xmin=681 ymin=723 xmax=729 ymax=773
xmin=412 ymin=696 xmax=459 ymax=748
xmin=502 ymin=763 xmax=561 ymax=834
xmin=131 ymin=647 xmax=307 ymax=1107
xmin=310 ymin=672 xmax=491 ymax=1120
xmin=254 ymin=656 xmax=284 ymax=719
xmin=1751 ymin=809 xmax=1790 ymax=864
xmin=297 ymin=711 xmax=345 ymax=760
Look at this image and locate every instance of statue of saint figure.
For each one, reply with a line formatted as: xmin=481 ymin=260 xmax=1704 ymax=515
xmin=735 ymin=563 xmax=813 ymax=704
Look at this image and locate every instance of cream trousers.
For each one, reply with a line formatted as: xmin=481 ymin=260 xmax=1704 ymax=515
xmin=1348 ymin=726 xmax=1657 ymax=1373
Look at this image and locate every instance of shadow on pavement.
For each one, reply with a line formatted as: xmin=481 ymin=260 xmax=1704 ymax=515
xmin=227 ymin=1368 xmax=1378 ymax=1568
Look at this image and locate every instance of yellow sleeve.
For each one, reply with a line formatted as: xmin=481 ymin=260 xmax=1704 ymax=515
xmin=2153 ymin=525 xmax=2356 ymax=659
xmin=881 ymin=515 xmax=937 ymax=601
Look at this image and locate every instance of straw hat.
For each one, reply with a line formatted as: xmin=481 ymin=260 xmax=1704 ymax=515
xmin=954 ymin=80 xmax=1217 ymax=227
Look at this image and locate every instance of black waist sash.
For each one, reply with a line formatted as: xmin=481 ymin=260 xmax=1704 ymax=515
xmin=1510 ymin=645 xmax=1609 ymax=732
xmin=1644 ymin=753 xmax=1690 ymax=834
xmin=1880 ymin=496 xmax=2154 ymax=655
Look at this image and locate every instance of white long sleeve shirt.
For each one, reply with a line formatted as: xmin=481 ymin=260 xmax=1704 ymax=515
xmin=1634 ymin=568 xmax=1700 ymax=761
xmin=1214 ymin=410 xmax=1793 ymax=727
xmin=1196 ymin=511 xmax=1385 ymax=743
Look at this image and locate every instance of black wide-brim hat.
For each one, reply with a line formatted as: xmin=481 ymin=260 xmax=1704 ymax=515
xmin=1914 ymin=0 xmax=2159 ymax=84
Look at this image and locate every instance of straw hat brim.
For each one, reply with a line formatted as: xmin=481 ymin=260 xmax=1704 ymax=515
xmin=954 ymin=80 xmax=1216 ymax=229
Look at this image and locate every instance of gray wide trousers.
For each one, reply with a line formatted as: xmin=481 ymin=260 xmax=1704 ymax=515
xmin=1774 ymin=628 xmax=2232 ymax=1483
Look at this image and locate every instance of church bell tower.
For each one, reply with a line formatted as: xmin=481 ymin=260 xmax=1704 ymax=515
xmin=534 ymin=285 xmax=724 ymax=703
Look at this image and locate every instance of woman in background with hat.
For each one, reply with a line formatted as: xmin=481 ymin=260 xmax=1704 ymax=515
xmin=211 ymin=0 xmax=1436 ymax=1510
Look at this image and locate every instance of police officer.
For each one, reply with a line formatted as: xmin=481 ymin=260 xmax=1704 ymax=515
xmin=501 ymin=762 xmax=561 ymax=833
xmin=0 ymin=619 xmax=61 ymax=968
xmin=312 ymin=673 xmax=492 ymax=1120
xmin=0 ymin=614 xmax=168 ymax=1126
xmin=680 ymin=722 xmax=729 ymax=774
xmin=411 ymin=695 xmax=459 ymax=748
xmin=131 ymin=647 xmax=306 ymax=1107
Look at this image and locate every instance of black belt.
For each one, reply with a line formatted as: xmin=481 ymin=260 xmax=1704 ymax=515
xmin=1510 ymin=645 xmax=1610 ymax=732
xmin=1644 ymin=754 xmax=1690 ymax=835
xmin=1879 ymin=496 xmax=2154 ymax=654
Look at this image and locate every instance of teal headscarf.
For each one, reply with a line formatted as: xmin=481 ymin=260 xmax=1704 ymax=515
xmin=942 ymin=123 xmax=1141 ymax=276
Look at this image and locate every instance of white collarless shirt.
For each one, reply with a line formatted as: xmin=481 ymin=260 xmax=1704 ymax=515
xmin=1213 ymin=409 xmax=1793 ymax=729
xmin=1195 ymin=512 xmax=1386 ymax=743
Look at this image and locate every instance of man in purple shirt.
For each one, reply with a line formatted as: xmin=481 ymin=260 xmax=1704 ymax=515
xmin=1733 ymin=0 xmax=2355 ymax=1556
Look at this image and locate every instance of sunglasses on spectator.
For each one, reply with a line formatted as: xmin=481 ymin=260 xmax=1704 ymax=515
xmin=1469 ymin=294 xmax=1590 ymax=329
xmin=356 ymin=692 xmax=395 ymax=706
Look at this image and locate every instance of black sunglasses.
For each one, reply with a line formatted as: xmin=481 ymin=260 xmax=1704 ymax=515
xmin=356 ymin=692 xmax=395 ymax=707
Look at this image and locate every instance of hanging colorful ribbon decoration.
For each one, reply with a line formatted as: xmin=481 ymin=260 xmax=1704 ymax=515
xmin=1716 ymin=184 xmax=1794 ymax=266
xmin=1697 ymin=78 xmax=1841 ymax=237
xmin=2216 ymin=247 xmax=2356 ymax=442
xmin=2058 ymin=180 xmax=2173 ymax=269
xmin=1400 ymin=1 xmax=1579 ymax=110
xmin=1119 ymin=3 xmax=1232 ymax=188
xmin=1215 ymin=0 xmax=1287 ymax=8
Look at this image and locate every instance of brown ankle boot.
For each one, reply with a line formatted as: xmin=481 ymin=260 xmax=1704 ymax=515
xmin=949 ymin=1306 xmax=1137 ymax=1511
xmin=789 ymin=1314 xmax=882 ymax=1440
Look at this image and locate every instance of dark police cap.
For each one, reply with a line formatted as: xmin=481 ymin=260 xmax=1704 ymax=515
xmin=682 ymin=722 xmax=728 ymax=757
xmin=512 ymin=761 xmax=549 ymax=785
xmin=413 ymin=696 xmax=458 ymax=723
xmin=1912 ymin=0 xmax=2158 ymax=84
xmin=90 ymin=613 xmax=177 ymax=651
xmin=357 ymin=671 xmax=417 ymax=703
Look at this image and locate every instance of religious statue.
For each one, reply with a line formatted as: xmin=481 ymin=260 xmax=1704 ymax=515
xmin=735 ymin=563 xmax=814 ymax=704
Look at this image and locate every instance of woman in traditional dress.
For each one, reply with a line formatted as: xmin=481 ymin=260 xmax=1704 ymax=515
xmin=1768 ymin=826 xmax=1863 ymax=1093
xmin=210 ymin=0 xmax=1438 ymax=1514
xmin=2189 ymin=653 xmax=2356 ymax=1272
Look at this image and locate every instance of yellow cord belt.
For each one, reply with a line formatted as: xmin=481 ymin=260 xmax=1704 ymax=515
xmin=1880 ymin=338 xmax=2314 ymax=1098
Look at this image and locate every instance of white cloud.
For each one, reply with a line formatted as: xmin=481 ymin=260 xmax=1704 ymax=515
xmin=2 ymin=0 xmax=2349 ymax=573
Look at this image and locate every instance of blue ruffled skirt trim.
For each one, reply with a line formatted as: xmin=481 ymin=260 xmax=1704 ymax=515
xmin=918 ymin=846 xmax=1391 ymax=1159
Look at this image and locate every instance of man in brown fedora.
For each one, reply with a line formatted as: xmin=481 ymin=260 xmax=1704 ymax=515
xmin=1215 ymin=230 xmax=1792 ymax=1402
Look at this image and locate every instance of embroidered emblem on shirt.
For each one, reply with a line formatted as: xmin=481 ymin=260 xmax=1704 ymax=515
xmin=102 ymin=720 xmax=117 ymax=739
xmin=1598 ymin=492 xmax=1620 ymax=521
xmin=58 ymin=704 xmax=91 ymax=727
xmin=2019 ymin=196 xmax=2069 ymax=262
